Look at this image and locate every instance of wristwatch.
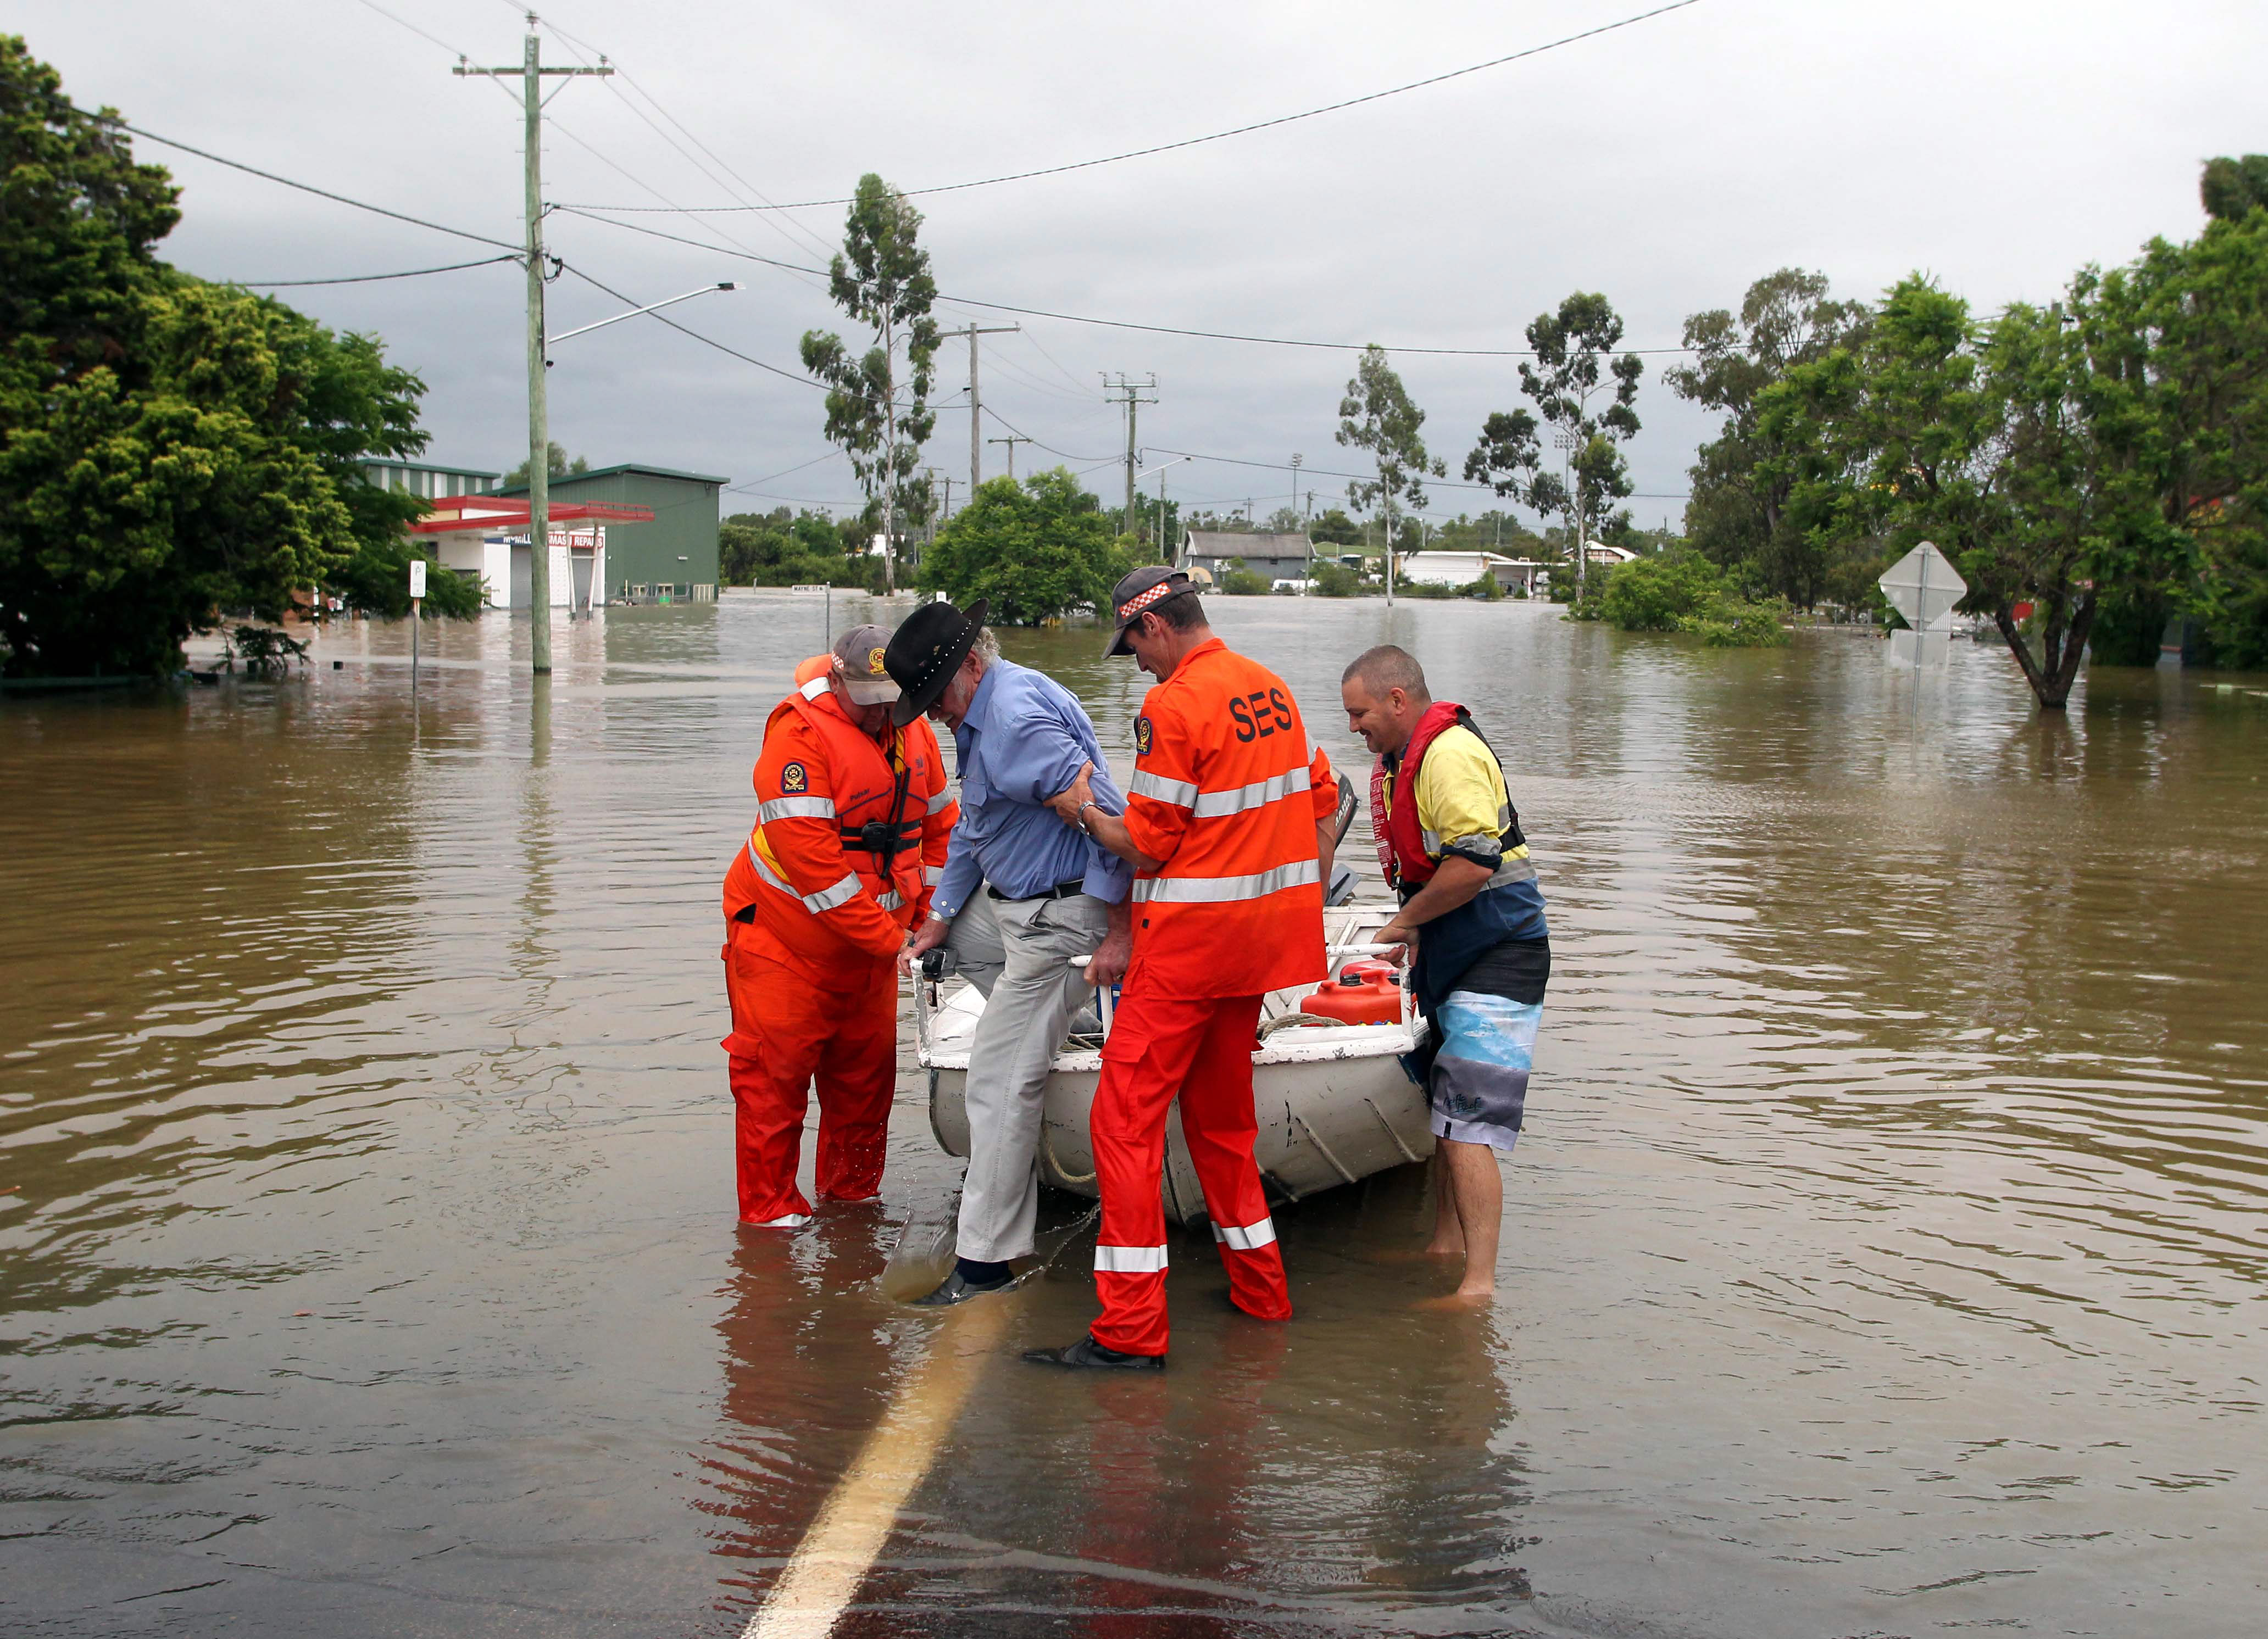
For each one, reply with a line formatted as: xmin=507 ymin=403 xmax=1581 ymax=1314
xmin=1077 ymin=800 xmax=1103 ymax=835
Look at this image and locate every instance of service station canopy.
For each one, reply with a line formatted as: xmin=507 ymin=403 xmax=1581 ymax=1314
xmin=408 ymin=495 xmax=656 ymax=537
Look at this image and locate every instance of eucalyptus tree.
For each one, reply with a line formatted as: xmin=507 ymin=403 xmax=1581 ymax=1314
xmin=1335 ymin=344 xmax=1443 ymax=603
xmin=1464 ymin=292 xmax=1642 ymax=596
xmin=799 ymin=174 xmax=940 ymax=593
xmin=1665 ymin=269 xmax=1870 ymax=604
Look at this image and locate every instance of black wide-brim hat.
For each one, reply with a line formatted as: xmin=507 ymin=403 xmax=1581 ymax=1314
xmin=883 ymin=597 xmax=989 ymax=726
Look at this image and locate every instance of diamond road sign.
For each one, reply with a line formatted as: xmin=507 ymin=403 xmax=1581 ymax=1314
xmin=1878 ymin=540 xmax=1966 ymax=632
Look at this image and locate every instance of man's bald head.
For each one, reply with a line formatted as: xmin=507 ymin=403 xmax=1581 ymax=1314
xmin=1340 ymin=645 xmax=1432 ymax=757
xmin=1341 ymin=645 xmax=1430 ymax=703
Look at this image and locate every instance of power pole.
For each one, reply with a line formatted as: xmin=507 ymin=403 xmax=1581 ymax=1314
xmin=986 ymin=434 xmax=1031 ymax=482
xmin=457 ymin=16 xmax=610 ymax=675
xmin=1554 ymin=426 xmax=1583 ymax=599
xmin=940 ymin=323 xmax=1018 ymax=501
xmin=1102 ymin=373 xmax=1157 ymax=536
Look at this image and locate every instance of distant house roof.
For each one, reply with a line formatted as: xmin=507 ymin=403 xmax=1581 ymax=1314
xmin=1583 ymin=539 xmax=1640 ymax=563
xmin=361 ymin=457 xmax=503 ymax=479
xmin=493 ymin=462 xmax=729 ymax=495
xmin=1183 ymin=529 xmax=1313 ymax=560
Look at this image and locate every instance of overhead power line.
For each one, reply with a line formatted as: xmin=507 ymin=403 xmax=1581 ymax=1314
xmin=553 ymin=208 xmax=1696 ymax=357
xmin=1147 ymin=446 xmax=1690 ymax=501
xmin=553 ymin=261 xmax=822 ymax=388
xmin=226 ymin=253 xmax=521 ymax=287
xmin=555 ymin=0 xmax=1706 ymax=213
xmin=36 ymin=90 xmax=524 ymax=254
xmin=981 ymin=404 xmax=1114 ymax=465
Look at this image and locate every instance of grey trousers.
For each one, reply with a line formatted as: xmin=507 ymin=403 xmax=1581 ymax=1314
xmin=947 ymin=890 xmax=1110 ymax=1263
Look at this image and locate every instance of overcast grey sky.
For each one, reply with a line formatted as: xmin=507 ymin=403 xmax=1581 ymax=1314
xmin=19 ymin=0 xmax=2266 ymax=529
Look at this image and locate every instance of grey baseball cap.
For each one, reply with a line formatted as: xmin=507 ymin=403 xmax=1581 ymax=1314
xmin=1104 ymin=566 xmax=1197 ymax=655
xmin=831 ymin=624 xmax=900 ymax=705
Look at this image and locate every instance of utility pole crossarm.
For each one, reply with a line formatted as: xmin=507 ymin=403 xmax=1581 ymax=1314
xmin=940 ymin=323 xmax=1018 ymax=498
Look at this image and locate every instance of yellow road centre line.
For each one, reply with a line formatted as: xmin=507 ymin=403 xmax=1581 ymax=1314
xmin=743 ymin=1300 xmax=1012 ymax=1639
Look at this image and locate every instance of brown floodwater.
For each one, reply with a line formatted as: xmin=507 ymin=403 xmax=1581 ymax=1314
xmin=2 ymin=595 xmax=2263 ymax=1637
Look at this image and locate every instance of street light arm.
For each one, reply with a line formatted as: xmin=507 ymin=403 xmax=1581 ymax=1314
xmin=547 ymin=282 xmax=736 ymax=347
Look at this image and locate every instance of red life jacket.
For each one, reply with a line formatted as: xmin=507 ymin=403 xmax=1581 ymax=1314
xmin=1370 ymin=699 xmax=1481 ymax=890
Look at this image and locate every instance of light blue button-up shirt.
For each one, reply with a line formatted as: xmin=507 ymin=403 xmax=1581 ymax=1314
xmin=931 ymin=658 xmax=1130 ymax=920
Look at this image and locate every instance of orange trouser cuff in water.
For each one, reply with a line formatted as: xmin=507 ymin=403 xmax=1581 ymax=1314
xmin=1088 ymin=988 xmax=1289 ymax=1356
xmin=721 ymin=919 xmax=898 ymax=1223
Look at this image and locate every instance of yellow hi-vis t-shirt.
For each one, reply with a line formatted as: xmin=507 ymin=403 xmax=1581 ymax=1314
xmin=1391 ymin=723 xmax=1527 ymax=866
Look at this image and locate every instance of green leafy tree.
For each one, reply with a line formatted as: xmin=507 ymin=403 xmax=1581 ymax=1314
xmin=0 ymin=40 xmax=433 ymax=674
xmin=1335 ymin=345 xmax=1443 ymax=587
xmin=501 ymin=441 xmax=588 ymax=488
xmin=719 ymin=507 xmax=871 ymax=588
xmin=2200 ymin=154 xmax=2268 ymax=222
xmin=919 ymin=468 xmax=1118 ymax=625
xmin=1599 ymin=550 xmax=1724 ymax=631
xmin=800 ymin=174 xmax=939 ymax=594
xmin=1665 ymin=269 xmax=1870 ymax=604
xmin=1465 ymin=292 xmax=1643 ymax=598
xmin=1308 ymin=506 xmax=1363 ymax=547
xmin=1761 ymin=276 xmax=2168 ymax=707
xmin=1310 ymin=559 xmax=1359 ymax=596
xmin=2086 ymin=203 xmax=2268 ymax=669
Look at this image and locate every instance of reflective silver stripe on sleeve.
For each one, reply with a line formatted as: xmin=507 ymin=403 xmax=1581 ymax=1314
xmin=1130 ymin=858 xmax=1321 ymax=905
xmin=1209 ymin=1217 xmax=1277 ymax=1251
xmin=924 ymin=865 xmax=946 ymax=886
xmin=876 ymin=889 xmax=905 ymax=911
xmin=805 ymin=872 xmax=864 ymax=913
xmin=1093 ymin=1244 xmax=1170 ymax=1274
xmin=799 ymin=676 xmax=829 ymax=700
xmin=926 ymin=788 xmax=954 ymax=813
xmin=758 ymin=796 xmax=836 ymax=823
xmin=1191 ymin=766 xmax=1310 ymax=819
xmin=1420 ymin=827 xmax=1442 ymax=852
xmin=1485 ymin=856 xmax=1537 ymax=889
xmin=751 ymin=845 xmax=866 ymax=916
xmin=1127 ymin=768 xmax=1198 ymax=808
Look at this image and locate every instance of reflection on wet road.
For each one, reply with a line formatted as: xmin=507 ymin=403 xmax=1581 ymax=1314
xmin=2 ymin=596 xmax=2262 ymax=1636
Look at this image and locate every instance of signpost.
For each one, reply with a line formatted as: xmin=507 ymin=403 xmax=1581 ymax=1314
xmin=1878 ymin=540 xmax=1966 ymax=671
xmin=409 ymin=557 xmax=425 ymax=683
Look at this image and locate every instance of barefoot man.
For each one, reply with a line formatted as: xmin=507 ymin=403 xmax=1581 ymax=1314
xmin=1341 ymin=645 xmax=1549 ymax=1304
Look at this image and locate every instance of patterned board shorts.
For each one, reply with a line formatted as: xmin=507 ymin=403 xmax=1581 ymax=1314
xmin=1425 ymin=989 xmax=1542 ymax=1152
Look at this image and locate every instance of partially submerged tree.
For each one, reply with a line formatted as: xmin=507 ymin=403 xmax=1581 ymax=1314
xmin=800 ymin=174 xmax=939 ymax=594
xmin=919 ymin=469 xmax=1119 ymax=625
xmin=1465 ymin=292 xmax=1643 ymax=597
xmin=1665 ymin=269 xmax=1871 ymax=605
xmin=1335 ymin=345 xmax=1443 ymax=601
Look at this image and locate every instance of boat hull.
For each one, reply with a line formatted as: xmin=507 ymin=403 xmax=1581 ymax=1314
xmin=927 ymin=1046 xmax=1433 ymax=1223
xmin=918 ymin=905 xmax=1435 ymax=1224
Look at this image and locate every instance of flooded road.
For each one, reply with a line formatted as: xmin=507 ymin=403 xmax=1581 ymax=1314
xmin=3 ymin=595 xmax=2263 ymax=1637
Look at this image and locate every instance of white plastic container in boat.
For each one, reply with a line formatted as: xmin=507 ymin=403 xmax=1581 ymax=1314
xmin=915 ymin=901 xmax=1433 ymax=1223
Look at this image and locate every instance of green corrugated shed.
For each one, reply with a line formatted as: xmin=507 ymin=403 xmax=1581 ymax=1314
xmin=494 ymin=463 xmax=727 ymax=599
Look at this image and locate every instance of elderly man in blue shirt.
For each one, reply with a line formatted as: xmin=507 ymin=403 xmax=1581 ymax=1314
xmin=888 ymin=600 xmax=1132 ymax=1307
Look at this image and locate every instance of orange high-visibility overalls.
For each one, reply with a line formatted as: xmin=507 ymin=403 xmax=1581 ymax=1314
xmin=719 ymin=662 xmax=957 ymax=1224
xmin=1088 ymin=637 xmax=1336 ymax=1354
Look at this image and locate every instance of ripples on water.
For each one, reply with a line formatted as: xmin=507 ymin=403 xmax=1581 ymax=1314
xmin=2 ymin=597 xmax=2261 ymax=1636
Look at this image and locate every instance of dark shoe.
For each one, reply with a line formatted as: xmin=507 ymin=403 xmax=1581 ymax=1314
xmin=1021 ymin=1335 xmax=1165 ymax=1371
xmin=910 ymin=1268 xmax=1013 ymax=1307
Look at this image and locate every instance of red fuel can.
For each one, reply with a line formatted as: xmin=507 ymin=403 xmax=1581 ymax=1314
xmin=1303 ymin=973 xmax=1403 ymax=1026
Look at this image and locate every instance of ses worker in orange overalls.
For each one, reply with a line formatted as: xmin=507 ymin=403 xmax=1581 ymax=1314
xmin=720 ymin=624 xmax=957 ymax=1228
xmin=1026 ymin=567 xmax=1339 ymax=1369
